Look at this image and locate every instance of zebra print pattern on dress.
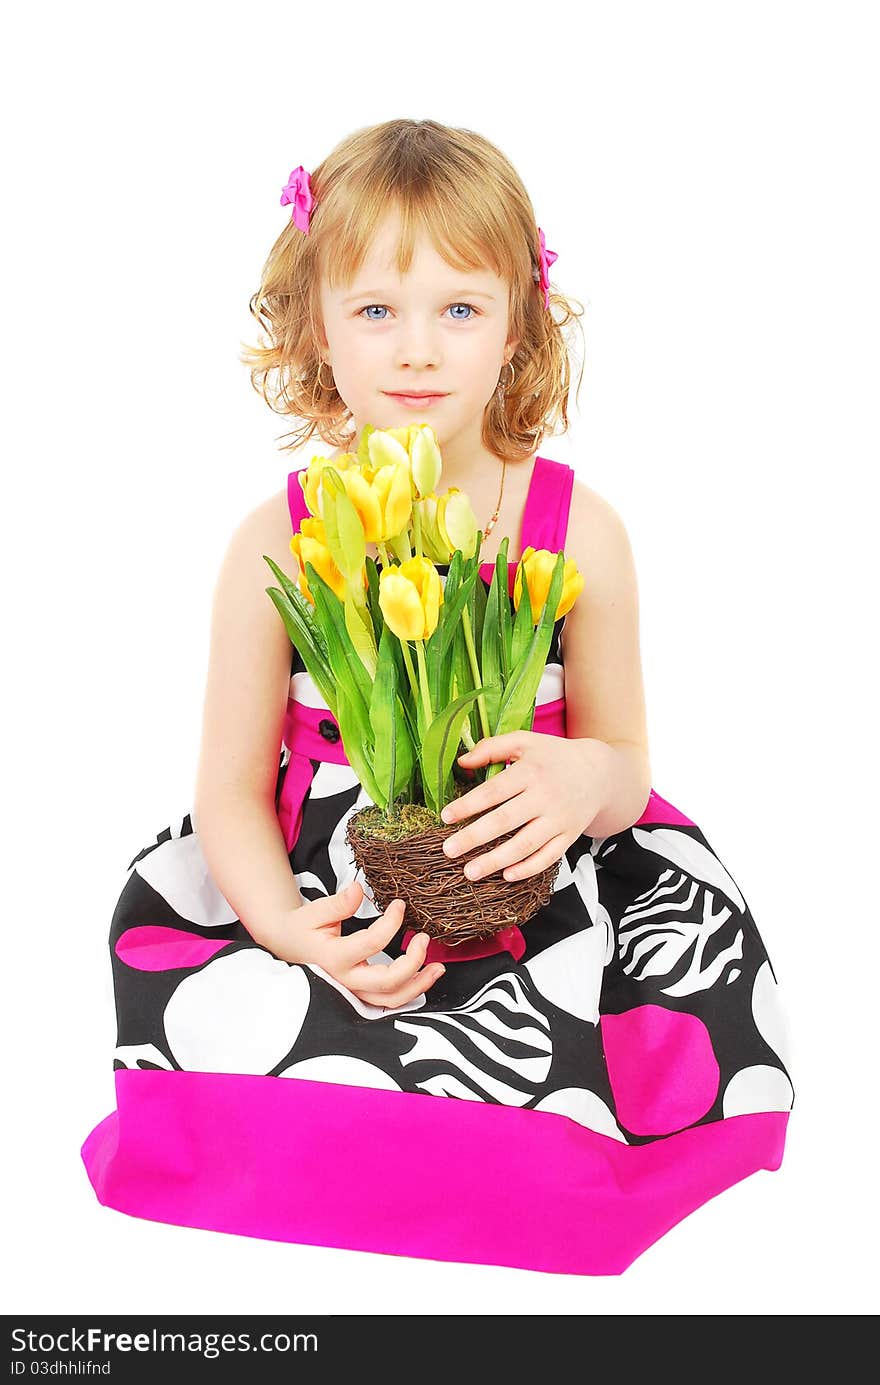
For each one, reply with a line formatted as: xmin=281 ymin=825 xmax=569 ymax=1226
xmin=395 ymin=972 xmax=554 ymax=1104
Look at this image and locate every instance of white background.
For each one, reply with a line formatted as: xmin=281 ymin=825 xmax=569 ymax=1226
xmin=4 ymin=0 xmax=877 ymax=1316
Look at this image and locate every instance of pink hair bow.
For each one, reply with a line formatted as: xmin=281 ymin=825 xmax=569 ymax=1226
xmin=533 ymin=226 xmax=558 ymax=310
xmin=280 ymin=166 xmax=315 ymax=234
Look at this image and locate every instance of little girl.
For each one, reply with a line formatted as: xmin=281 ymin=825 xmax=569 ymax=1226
xmin=81 ymin=118 xmax=793 ymax=1277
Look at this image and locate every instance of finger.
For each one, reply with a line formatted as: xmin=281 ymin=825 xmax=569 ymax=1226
xmin=457 ymin=732 xmax=529 ymax=768
xmin=334 ymin=898 xmax=408 ymax=968
xmin=344 ymin=928 xmax=435 ymax=996
xmin=350 ymin=961 xmax=446 ymax=1010
xmin=441 ymin=759 xmax=527 ymax=825
xmin=303 ymin=879 xmax=363 ymax=931
xmin=443 ymin=790 xmax=534 ymax=860
xmin=501 ymin=832 xmax=571 ymax=881
xmin=462 ymin=820 xmax=555 ymax=881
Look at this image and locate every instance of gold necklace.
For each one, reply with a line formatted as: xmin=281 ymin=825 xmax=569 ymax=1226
xmin=483 ymin=460 xmax=508 ymax=539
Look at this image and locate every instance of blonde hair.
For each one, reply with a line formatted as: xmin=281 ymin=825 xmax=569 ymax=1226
xmin=240 ymin=118 xmax=585 ymax=465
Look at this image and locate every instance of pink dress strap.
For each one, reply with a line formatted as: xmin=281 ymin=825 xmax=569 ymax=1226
xmin=520 ymin=455 xmax=575 ymax=554
xmin=288 ymin=468 xmax=310 ymax=532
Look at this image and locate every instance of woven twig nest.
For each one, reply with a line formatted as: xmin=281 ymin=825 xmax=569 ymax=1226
xmin=345 ymin=805 xmax=560 ymax=944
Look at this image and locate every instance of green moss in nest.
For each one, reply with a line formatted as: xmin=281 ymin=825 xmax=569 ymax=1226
xmin=352 ymin=776 xmax=477 ymax=840
xmin=353 ymin=802 xmax=440 ymax=841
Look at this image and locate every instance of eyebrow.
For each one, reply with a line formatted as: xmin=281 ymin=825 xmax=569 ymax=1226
xmin=342 ymin=289 xmax=497 ymax=304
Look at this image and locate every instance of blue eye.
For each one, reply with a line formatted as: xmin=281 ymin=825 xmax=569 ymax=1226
xmin=359 ymin=302 xmax=479 ymax=321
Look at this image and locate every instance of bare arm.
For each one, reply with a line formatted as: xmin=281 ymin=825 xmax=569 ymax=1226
xmin=560 ymin=481 xmax=653 ymax=833
xmin=192 ymin=486 xmax=305 ymax=947
xmin=195 ymin=792 xmax=304 ymax=954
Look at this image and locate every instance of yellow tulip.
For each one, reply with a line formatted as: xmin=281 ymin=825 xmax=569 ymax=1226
xmin=341 ymin=460 xmax=412 ymax=543
xmin=513 ymin=546 xmax=585 ymax=624
xmin=366 ymin=428 xmax=411 ymax=472
xmin=289 ymin=516 xmax=350 ymax=605
xmin=436 ymin=487 xmax=479 ymax=560
xmin=378 ymin=555 xmax=444 ymax=641
xmin=298 ymin=452 xmax=356 ymax=519
xmin=356 ymin=424 xmax=411 ymax=467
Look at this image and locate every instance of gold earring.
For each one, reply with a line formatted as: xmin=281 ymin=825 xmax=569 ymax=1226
xmin=316 ymin=360 xmax=335 ymax=391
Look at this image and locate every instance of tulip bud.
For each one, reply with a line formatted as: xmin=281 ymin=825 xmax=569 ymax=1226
xmin=367 ymin=429 xmax=411 ymax=472
xmin=410 ymin=425 xmax=443 ymax=498
xmin=289 ymin=517 xmax=349 ymax=604
xmin=513 ymin=546 xmax=585 ymax=624
xmin=378 ymin=555 xmax=444 ymax=642
xmin=299 ymin=452 xmax=355 ymax=519
xmin=417 ymin=493 xmax=453 ymax=563
xmin=437 ymin=487 xmax=479 ymax=560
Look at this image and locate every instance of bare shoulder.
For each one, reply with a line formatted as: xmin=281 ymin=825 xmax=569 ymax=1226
xmin=243 ymin=481 xmax=297 ymax=551
xmin=225 ymin=483 xmax=299 ymax=587
xmin=566 ymin=476 xmax=637 ymax=583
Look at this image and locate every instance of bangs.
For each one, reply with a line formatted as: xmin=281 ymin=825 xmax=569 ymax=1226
xmin=318 ymin=182 xmax=517 ymax=294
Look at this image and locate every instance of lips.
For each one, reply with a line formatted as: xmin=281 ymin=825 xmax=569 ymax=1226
xmin=384 ymin=391 xmax=448 ymax=409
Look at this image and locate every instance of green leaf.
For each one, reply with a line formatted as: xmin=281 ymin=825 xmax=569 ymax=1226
xmin=368 ymin=624 xmax=416 ymax=809
xmin=318 ymin=466 xmax=366 ymax=583
xmin=335 ymin=681 xmax=384 ymax=806
xmin=509 ymin=560 xmax=535 ymax=669
xmin=397 ymin=678 xmax=420 ymax=765
xmin=444 ymin=547 xmax=464 ymax=603
xmin=392 ymin=701 xmax=416 ymax=801
xmin=495 ymin=541 xmax=512 ymax=682
xmin=365 ymin=556 xmax=382 ymax=632
xmin=263 ymin=555 xmax=329 ymax=656
xmin=264 ymin=587 xmax=338 ymax=715
xmin=420 ymin=684 xmax=497 ymax=816
xmin=306 ymin=563 xmax=374 ymax=737
xmin=343 ymin=587 xmax=378 ymax=678
xmin=481 ymin=537 xmax=508 ymax=732
xmin=263 ymin=558 xmax=337 ymax=712
xmin=472 ymin=563 xmax=488 ymax=659
xmin=424 ymin=552 xmax=481 ymax=727
xmin=433 ymin=568 xmax=479 ymax=660
xmin=452 ymin=621 xmax=477 ymax=744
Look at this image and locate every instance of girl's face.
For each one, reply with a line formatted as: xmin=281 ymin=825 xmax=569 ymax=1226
xmin=317 ymin=211 xmax=519 ymax=462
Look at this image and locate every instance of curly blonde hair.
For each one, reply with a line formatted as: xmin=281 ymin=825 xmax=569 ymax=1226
xmin=240 ymin=118 xmax=585 ymax=465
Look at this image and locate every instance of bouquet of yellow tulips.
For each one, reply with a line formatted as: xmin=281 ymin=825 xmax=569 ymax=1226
xmin=264 ymin=423 xmax=583 ymax=940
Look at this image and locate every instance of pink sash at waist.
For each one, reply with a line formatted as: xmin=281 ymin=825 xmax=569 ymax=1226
xmin=281 ymin=694 xmax=567 ymax=762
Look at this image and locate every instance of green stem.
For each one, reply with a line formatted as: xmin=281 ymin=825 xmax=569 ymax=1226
xmin=399 ymin=638 xmax=420 ymax=705
xmin=461 ymin=604 xmax=490 ymax=739
xmin=414 ymin=639 xmax=433 ymax=725
xmin=412 ymin=503 xmax=423 ymax=559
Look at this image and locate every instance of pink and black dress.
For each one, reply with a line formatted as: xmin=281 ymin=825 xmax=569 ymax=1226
xmin=81 ymin=455 xmax=793 ymax=1276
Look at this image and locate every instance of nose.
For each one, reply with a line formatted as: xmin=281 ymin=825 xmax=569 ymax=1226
xmin=393 ymin=319 xmax=441 ymax=372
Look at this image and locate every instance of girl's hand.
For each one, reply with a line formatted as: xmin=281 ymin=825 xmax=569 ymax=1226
xmin=282 ymin=880 xmax=445 ymax=1007
xmin=440 ymin=732 xmax=612 ymax=882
